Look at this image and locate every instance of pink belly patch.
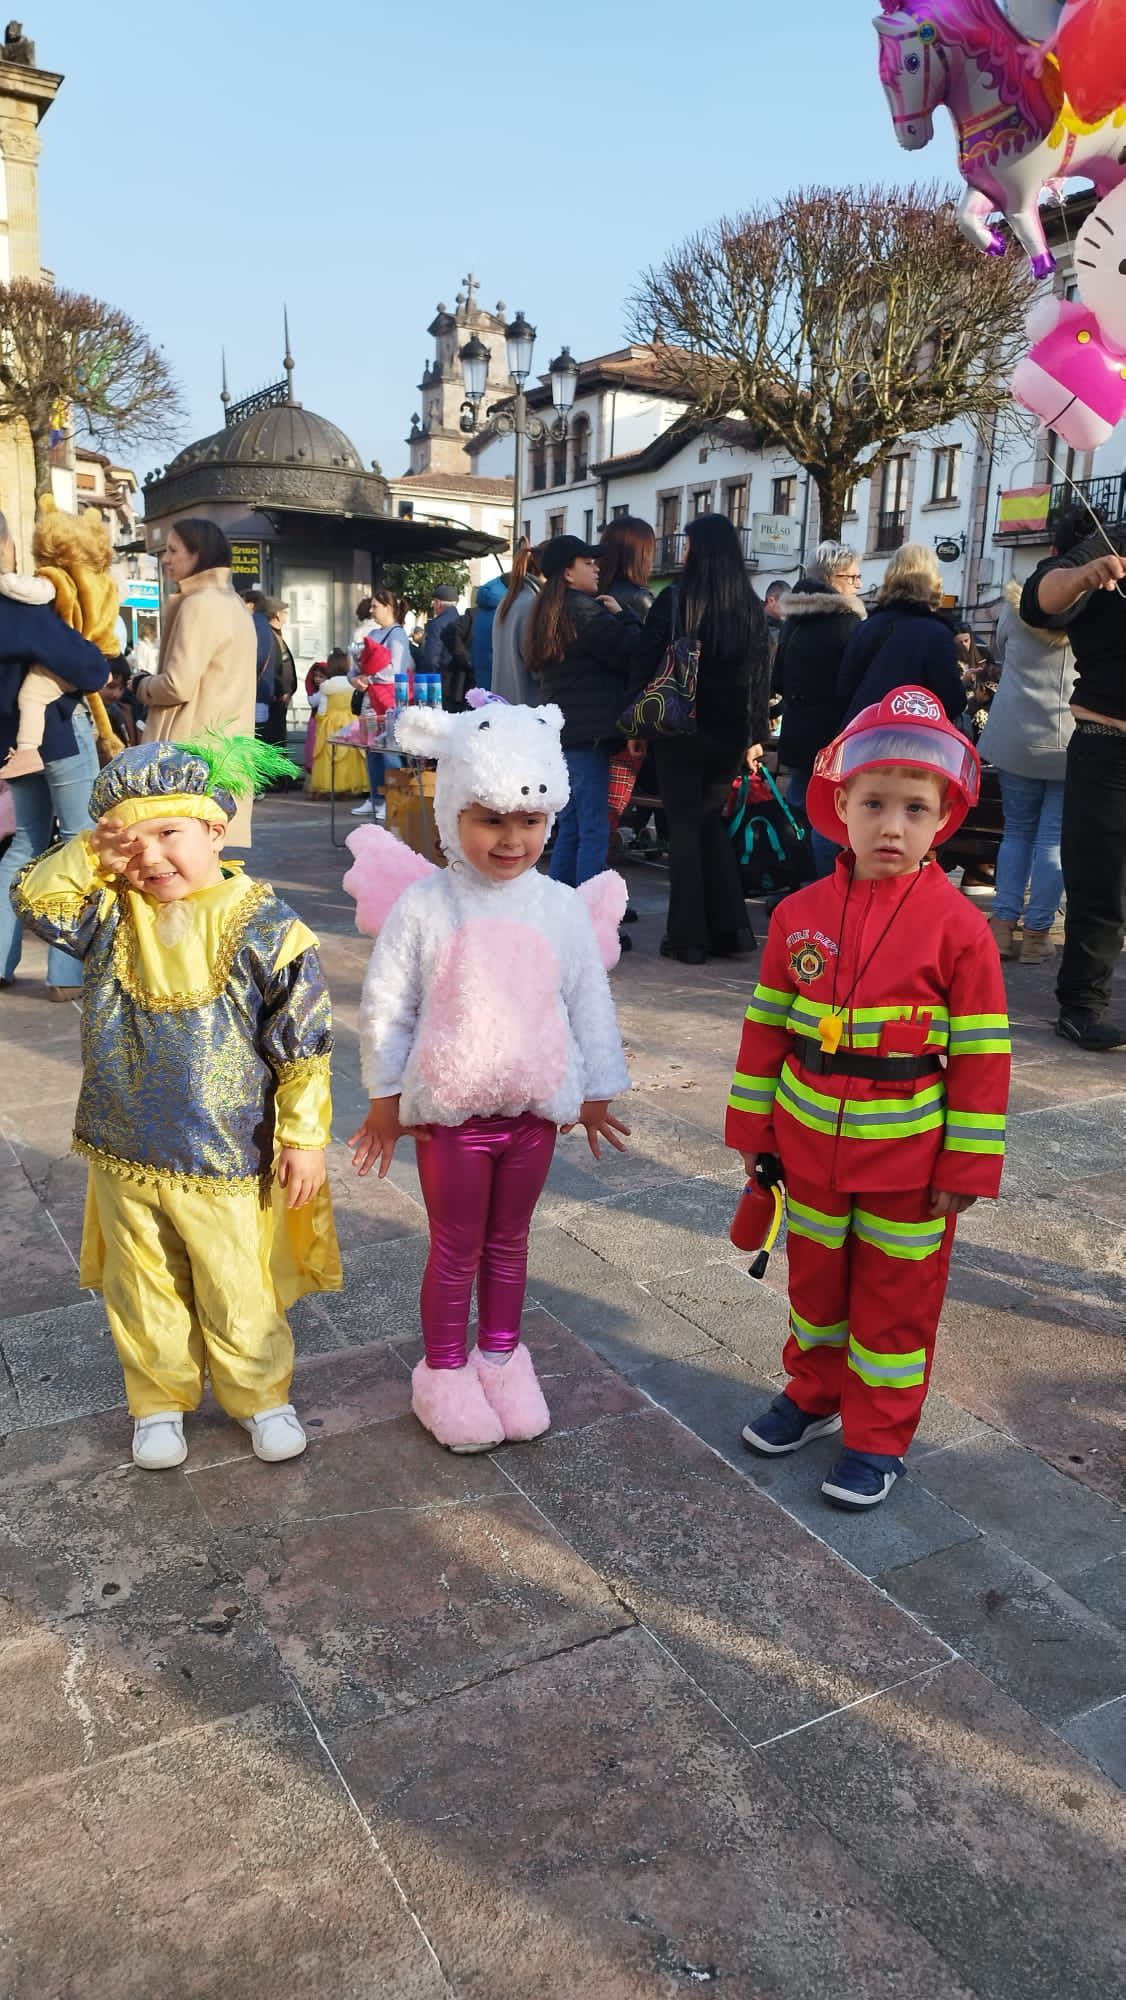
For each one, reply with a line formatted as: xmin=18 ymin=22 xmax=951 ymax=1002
xmin=419 ymin=920 xmax=568 ymax=1117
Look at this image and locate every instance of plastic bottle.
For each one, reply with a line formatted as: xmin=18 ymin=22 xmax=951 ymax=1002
xmin=394 ymin=671 xmax=410 ymax=709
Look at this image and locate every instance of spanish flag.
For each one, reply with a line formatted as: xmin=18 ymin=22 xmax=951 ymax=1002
xmin=998 ymin=486 xmax=1051 ymax=535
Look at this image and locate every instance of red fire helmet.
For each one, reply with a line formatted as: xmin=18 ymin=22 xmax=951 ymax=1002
xmin=805 ymin=687 xmax=981 ymax=845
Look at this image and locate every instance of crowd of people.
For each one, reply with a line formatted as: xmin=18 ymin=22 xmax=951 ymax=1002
xmin=0 ymin=493 xmax=1121 ymax=1510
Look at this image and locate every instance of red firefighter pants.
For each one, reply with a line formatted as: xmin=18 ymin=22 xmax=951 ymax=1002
xmin=781 ymin=1176 xmax=957 ymax=1458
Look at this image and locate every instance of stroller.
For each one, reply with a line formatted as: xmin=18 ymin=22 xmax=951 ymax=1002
xmin=726 ymin=765 xmax=814 ymax=901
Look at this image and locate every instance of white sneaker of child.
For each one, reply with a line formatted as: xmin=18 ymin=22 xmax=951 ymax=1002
xmin=239 ymin=1404 xmax=307 ymax=1462
xmin=132 ymin=1412 xmax=187 ymax=1470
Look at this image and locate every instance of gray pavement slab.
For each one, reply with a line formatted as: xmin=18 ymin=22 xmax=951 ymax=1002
xmin=0 ymin=1703 xmax=449 ymax=2000
xmin=502 ymin=1406 xmax=950 ymax=1745
xmin=1 ymin=793 xmax=1123 ymax=1995
xmin=331 ymin=1624 xmax=975 ymax=2000
xmin=878 ymin=1536 xmax=1126 ymax=1729
xmin=757 ymin=1659 xmax=1126 ymax=2000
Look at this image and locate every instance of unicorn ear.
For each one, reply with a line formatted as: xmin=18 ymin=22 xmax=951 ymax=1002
xmin=393 ymin=705 xmax=458 ymax=757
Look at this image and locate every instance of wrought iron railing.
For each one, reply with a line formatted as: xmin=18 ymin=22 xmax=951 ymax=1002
xmin=653 ymin=527 xmax=762 ymax=571
xmin=876 ymin=510 xmax=907 ymax=552
xmin=1048 ymin=473 xmax=1126 ymax=527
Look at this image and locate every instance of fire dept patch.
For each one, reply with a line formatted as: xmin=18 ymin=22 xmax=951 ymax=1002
xmin=890 ymin=689 xmax=943 ymax=722
xmin=790 ymin=941 xmax=827 ymax=984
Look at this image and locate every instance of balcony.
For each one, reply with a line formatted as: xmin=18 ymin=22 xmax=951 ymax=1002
xmin=995 ymin=473 xmax=1126 ymax=543
xmin=875 ymin=510 xmax=907 ymax=552
xmin=653 ymin=527 xmax=761 ymax=572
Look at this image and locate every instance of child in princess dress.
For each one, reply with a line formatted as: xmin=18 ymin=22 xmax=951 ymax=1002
xmin=346 ymin=694 xmax=631 ymax=1452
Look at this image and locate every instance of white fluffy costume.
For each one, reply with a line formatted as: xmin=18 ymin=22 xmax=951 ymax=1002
xmin=345 ymin=697 xmax=630 ymax=1452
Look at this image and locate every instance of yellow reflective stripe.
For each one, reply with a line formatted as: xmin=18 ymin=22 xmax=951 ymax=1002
xmin=776 ymin=1066 xmax=948 ymax=1143
xmin=789 ymin=999 xmax=951 ymax=1050
xmin=948 ymin=1014 xmax=1010 ymax=1056
xmin=727 ymin=1071 xmax=778 ymax=1114
xmin=745 ymin=984 xmax=793 ymax=1028
xmin=852 ymin=1208 xmax=946 ymax=1261
xmin=949 ymin=1014 xmax=1008 ymax=1029
xmin=790 ymin=1307 xmax=848 ymax=1350
xmin=847 ymin=1335 xmax=928 ymax=1388
xmin=948 ymin=1036 xmax=1011 ymax=1055
xmin=786 ymin=1194 xmax=850 ymax=1250
xmin=775 ymin=1067 xmax=840 ymax=1136
xmin=945 ymin=1110 xmax=1006 ymax=1156
xmin=839 ymin=1084 xmax=946 ymax=1142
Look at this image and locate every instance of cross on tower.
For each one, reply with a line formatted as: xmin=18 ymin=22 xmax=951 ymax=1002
xmin=461 ymin=271 xmax=479 ymax=313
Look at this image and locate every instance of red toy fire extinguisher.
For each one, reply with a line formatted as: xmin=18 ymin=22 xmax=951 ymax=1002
xmin=730 ymin=1153 xmax=785 ymax=1280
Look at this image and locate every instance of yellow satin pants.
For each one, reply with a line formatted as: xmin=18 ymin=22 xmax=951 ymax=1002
xmin=84 ymin=1166 xmax=295 ymax=1420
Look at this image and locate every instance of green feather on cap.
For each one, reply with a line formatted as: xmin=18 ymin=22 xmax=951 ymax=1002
xmin=178 ymin=731 xmax=303 ymax=799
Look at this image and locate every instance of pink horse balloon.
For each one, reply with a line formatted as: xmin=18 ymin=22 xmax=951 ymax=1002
xmin=875 ymin=0 xmax=1126 ymax=277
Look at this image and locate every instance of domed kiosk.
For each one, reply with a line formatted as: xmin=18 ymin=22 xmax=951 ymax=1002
xmin=142 ymin=336 xmax=503 ymax=670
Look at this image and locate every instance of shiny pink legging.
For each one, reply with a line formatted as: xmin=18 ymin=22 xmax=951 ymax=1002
xmin=415 ymin=1113 xmax=557 ymax=1369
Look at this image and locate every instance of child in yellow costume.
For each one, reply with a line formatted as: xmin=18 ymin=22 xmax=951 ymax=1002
xmin=1 ymin=503 xmax=123 ymax=779
xmin=12 ymin=735 xmax=343 ymax=1470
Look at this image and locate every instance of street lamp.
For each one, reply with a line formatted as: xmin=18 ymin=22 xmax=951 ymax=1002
xmin=459 ymin=309 xmax=575 ymax=560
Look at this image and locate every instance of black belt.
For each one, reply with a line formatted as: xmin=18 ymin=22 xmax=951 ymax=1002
xmin=1073 ymin=719 xmax=1126 ymax=741
xmin=797 ymin=1048 xmax=943 ymax=1081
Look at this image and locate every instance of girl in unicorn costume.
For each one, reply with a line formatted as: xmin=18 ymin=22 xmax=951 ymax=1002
xmin=346 ymin=693 xmax=630 ymax=1453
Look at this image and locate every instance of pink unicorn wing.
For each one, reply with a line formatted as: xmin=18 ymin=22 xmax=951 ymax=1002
xmin=577 ymin=869 xmax=629 ymax=969
xmin=342 ymin=825 xmax=436 ymax=936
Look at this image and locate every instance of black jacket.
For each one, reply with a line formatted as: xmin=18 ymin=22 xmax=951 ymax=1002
xmin=773 ymin=579 xmax=865 ymax=774
xmin=0 ymin=588 xmax=110 ymax=762
xmin=1020 ymin=525 xmax=1126 ymax=724
xmin=837 ymin=599 xmax=964 ymax=727
xmin=608 ymin=578 xmax=654 ymax=621
xmin=637 ymin=585 xmax=768 ymax=751
xmin=533 ymin=591 xmax=641 ymax=748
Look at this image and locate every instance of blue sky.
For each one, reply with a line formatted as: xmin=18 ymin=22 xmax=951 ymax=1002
xmin=33 ymin=0 xmax=931 ymax=478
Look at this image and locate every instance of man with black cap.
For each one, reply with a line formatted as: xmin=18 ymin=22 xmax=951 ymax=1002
xmin=421 ymin=585 xmax=473 ymax=710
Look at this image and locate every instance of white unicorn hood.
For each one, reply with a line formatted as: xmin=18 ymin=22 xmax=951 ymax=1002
xmin=393 ymin=694 xmax=570 ymax=868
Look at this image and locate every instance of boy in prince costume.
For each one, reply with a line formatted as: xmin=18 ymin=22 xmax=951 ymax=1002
xmin=12 ymin=737 xmax=341 ymax=1468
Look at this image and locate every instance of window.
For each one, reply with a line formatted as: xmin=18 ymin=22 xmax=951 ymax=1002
xmin=547 ymin=510 xmax=566 ymax=538
xmin=551 ymin=435 xmax=568 ymax=486
xmin=523 ymin=520 xmax=532 ymax=544
xmin=659 ymin=494 xmax=680 ymax=536
xmin=612 ymin=503 xmax=629 ymax=520
xmin=530 ymin=439 xmax=547 ymax=493
xmin=584 ymin=508 xmax=594 ymax=543
xmin=772 ymin=475 xmax=797 ymax=517
xmin=723 ymin=481 xmax=748 ymax=528
xmin=930 ymin=446 xmax=960 ymax=504
xmin=877 ymin=454 xmax=909 ymax=550
xmin=691 ymin=487 xmax=713 ymax=517
xmin=843 ymin=484 xmax=858 ymax=518
xmin=571 ymin=415 xmax=591 ymax=484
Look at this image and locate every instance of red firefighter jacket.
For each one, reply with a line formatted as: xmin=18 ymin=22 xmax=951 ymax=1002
xmin=725 ymin=857 xmax=1010 ymax=1197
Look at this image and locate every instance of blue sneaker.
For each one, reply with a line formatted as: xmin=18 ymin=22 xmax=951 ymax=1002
xmin=742 ymin=1394 xmax=842 ymax=1456
xmin=821 ymin=1448 xmax=903 ymax=1511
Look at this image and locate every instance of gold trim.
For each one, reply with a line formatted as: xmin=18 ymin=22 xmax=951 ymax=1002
xmin=13 ymin=885 xmax=93 ymax=924
xmin=111 ymin=878 xmax=271 ymax=1013
xmin=271 ymin=1053 xmax=332 ymax=1087
xmin=74 ymin=1136 xmax=268 ymax=1198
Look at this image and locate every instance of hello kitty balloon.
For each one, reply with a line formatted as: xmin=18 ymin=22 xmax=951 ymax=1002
xmin=1011 ymin=181 xmax=1126 ymax=448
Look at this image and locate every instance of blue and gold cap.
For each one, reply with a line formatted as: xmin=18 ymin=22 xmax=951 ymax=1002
xmin=89 ymin=735 xmax=301 ymax=829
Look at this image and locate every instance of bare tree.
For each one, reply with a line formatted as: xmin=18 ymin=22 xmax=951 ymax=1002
xmin=629 ymin=185 xmax=1032 ymax=540
xmin=0 ymin=279 xmax=184 ymax=498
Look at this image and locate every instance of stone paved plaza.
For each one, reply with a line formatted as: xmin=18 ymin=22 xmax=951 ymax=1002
xmin=0 ymin=794 xmax=1122 ymax=1999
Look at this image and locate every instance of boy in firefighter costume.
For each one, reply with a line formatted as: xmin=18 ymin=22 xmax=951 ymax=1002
xmin=11 ymin=737 xmax=342 ymax=1470
xmin=727 ymin=689 xmax=1010 ymax=1510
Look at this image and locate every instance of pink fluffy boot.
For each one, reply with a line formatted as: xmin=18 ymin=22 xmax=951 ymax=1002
xmin=471 ymin=1345 xmax=551 ymax=1442
xmin=410 ymin=1358 xmax=504 ymax=1454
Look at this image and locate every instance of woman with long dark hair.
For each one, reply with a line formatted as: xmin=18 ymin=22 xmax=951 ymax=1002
xmin=525 ymin=536 xmax=641 ymax=885
xmin=637 ymin=514 xmax=768 ymax=963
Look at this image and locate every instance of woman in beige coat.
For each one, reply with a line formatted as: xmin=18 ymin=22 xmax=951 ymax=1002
xmin=134 ymin=519 xmax=257 ymax=844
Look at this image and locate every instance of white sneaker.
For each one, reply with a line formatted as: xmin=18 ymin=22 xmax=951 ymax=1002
xmin=351 ymin=800 xmax=374 ymax=816
xmin=239 ymin=1403 xmax=307 ymax=1462
xmin=133 ymin=1412 xmax=187 ymax=1470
